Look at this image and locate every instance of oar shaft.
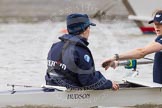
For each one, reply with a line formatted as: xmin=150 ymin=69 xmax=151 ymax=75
xmin=7 ymin=84 xmax=67 ymax=91
xmin=7 ymin=84 xmax=34 ymax=88
xmin=118 ymin=61 xmax=154 ymax=66
xmin=144 ymin=57 xmax=154 ymax=61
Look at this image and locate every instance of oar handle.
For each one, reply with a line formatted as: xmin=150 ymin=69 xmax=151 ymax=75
xmin=118 ymin=61 xmax=154 ymax=66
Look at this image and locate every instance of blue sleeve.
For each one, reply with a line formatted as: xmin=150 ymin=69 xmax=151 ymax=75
xmin=78 ymin=71 xmax=112 ymax=90
xmin=155 ymin=36 xmax=162 ymax=44
xmin=74 ymin=48 xmax=112 ymax=90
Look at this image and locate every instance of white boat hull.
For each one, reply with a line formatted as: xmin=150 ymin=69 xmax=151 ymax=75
xmin=1 ymin=87 xmax=162 ymax=108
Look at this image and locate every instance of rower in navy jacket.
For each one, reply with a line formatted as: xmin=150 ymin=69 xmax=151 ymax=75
xmin=45 ymin=13 xmax=119 ymax=90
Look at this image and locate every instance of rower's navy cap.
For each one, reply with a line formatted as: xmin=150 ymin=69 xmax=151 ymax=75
xmin=66 ymin=13 xmax=96 ymax=35
xmin=149 ymin=13 xmax=162 ymax=24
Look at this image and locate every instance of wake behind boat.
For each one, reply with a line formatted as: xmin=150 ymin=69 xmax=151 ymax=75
xmin=1 ymin=78 xmax=162 ymax=108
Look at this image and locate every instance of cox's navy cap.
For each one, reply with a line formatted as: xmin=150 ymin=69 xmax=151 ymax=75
xmin=66 ymin=13 xmax=96 ymax=35
xmin=149 ymin=13 xmax=162 ymax=24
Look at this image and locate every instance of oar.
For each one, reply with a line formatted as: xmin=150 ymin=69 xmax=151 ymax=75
xmin=7 ymin=84 xmax=67 ymax=91
xmin=121 ymin=60 xmax=153 ymax=80
xmin=143 ymin=57 xmax=154 ymax=61
xmin=118 ymin=60 xmax=153 ymax=66
xmin=92 ymin=1 xmax=117 ymax=18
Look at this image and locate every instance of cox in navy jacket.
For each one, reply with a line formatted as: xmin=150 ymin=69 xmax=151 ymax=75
xmin=45 ymin=34 xmax=112 ymax=90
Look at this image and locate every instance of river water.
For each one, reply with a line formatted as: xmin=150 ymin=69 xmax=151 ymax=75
xmin=0 ymin=20 xmax=155 ymax=90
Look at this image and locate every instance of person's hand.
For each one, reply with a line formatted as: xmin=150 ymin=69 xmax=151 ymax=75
xmin=110 ymin=61 xmax=119 ymax=69
xmin=112 ymin=82 xmax=119 ymax=91
xmin=102 ymin=59 xmax=118 ymax=70
xmin=102 ymin=59 xmax=114 ymax=70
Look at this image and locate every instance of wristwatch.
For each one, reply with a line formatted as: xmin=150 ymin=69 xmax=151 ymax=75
xmin=114 ymin=54 xmax=119 ymax=60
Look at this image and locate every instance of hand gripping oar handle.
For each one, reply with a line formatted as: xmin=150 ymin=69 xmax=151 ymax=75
xmin=118 ymin=60 xmax=154 ymax=66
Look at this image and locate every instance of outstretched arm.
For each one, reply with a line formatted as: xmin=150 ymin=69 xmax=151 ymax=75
xmin=102 ymin=41 xmax=162 ymax=70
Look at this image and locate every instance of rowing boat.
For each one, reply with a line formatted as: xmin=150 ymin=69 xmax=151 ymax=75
xmin=0 ymin=79 xmax=162 ymax=108
xmin=0 ymin=61 xmax=158 ymax=108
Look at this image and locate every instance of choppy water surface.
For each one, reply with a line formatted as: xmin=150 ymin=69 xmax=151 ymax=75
xmin=0 ymin=20 xmax=155 ymax=90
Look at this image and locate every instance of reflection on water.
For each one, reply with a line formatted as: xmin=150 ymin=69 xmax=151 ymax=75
xmin=0 ymin=20 xmax=155 ymax=90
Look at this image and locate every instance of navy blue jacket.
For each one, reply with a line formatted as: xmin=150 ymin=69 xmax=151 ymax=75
xmin=45 ymin=34 xmax=112 ymax=90
xmin=153 ymin=35 xmax=162 ymax=84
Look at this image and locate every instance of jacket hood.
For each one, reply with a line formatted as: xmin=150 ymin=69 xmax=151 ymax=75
xmin=59 ymin=34 xmax=89 ymax=46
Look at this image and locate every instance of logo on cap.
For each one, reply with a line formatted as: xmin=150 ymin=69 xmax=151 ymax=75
xmin=156 ymin=14 xmax=161 ymax=18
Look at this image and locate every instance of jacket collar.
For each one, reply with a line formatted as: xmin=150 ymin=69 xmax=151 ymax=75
xmin=59 ymin=34 xmax=89 ymax=46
